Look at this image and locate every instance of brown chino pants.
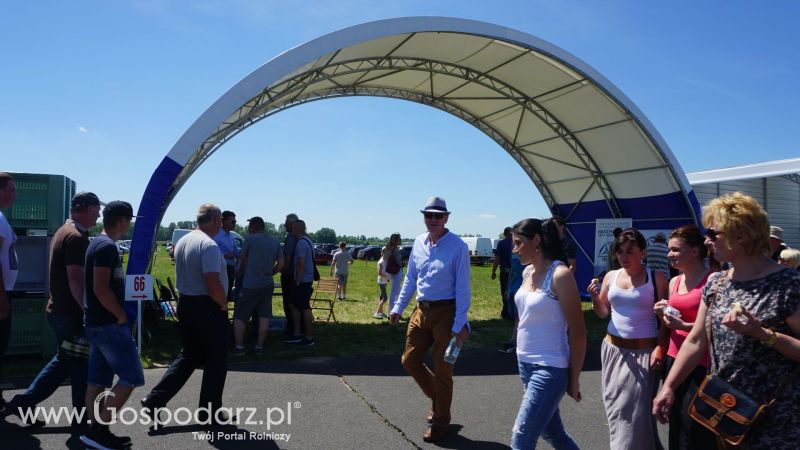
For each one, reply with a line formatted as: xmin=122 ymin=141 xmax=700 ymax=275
xmin=401 ymin=302 xmax=455 ymax=427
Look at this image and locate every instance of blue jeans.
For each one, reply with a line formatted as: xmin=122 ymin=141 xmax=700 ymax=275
xmin=10 ymin=313 xmax=88 ymax=410
xmin=85 ymin=323 xmax=144 ymax=388
xmin=512 ymin=361 xmax=579 ymax=450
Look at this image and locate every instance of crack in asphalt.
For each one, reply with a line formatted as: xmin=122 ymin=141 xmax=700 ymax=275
xmin=326 ymin=362 xmax=423 ymax=450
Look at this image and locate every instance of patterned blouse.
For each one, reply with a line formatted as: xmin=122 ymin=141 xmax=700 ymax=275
xmin=702 ymin=268 xmax=800 ymax=449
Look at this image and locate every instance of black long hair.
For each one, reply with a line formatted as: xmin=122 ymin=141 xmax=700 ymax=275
xmin=512 ymin=218 xmax=564 ymax=262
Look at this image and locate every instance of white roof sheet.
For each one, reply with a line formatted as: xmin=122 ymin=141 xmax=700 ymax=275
xmin=687 ymin=157 xmax=800 ymax=184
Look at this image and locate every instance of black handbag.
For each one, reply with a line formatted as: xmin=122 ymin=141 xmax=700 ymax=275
xmin=688 ymin=271 xmax=799 ymax=448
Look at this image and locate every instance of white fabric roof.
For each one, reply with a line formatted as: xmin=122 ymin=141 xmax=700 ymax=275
xmin=687 ymin=157 xmax=800 ymax=184
xmin=163 ymin=16 xmax=695 ymax=221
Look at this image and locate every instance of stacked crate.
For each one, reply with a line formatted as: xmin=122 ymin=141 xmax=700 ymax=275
xmin=2 ymin=172 xmax=74 ymax=358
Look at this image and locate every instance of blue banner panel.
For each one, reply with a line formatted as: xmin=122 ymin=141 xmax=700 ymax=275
xmin=555 ymin=191 xmax=698 ymax=296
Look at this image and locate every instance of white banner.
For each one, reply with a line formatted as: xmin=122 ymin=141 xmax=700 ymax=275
xmin=125 ymin=274 xmax=154 ymax=301
xmin=594 ymin=218 xmax=632 ymax=275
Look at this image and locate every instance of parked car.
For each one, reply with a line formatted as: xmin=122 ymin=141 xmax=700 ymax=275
xmin=461 ymin=237 xmax=494 ymax=265
xmin=348 ymin=245 xmax=366 ymax=258
xmin=313 ymin=248 xmax=333 ymax=265
xmin=358 ymin=245 xmax=382 ymax=261
xmin=400 ymin=245 xmax=413 ymax=263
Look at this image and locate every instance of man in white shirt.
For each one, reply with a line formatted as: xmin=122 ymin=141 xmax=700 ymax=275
xmin=0 ymin=172 xmax=18 ymax=412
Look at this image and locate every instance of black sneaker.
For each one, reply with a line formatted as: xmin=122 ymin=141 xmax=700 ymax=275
xmin=497 ymin=343 xmax=516 ymax=354
xmin=253 ymin=346 xmax=264 ymax=355
xmin=80 ymin=424 xmax=131 ymax=449
xmin=300 ymin=337 xmax=315 ymax=347
xmin=284 ymin=336 xmax=304 ymax=344
xmin=233 ymin=346 xmax=246 ymax=356
xmin=140 ymin=398 xmax=163 ymax=426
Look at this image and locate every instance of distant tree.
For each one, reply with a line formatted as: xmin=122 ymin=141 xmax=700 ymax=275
xmin=177 ymin=220 xmax=196 ymax=230
xmin=314 ymin=227 xmax=337 ymax=243
xmin=264 ymin=221 xmax=279 ymax=240
xmin=277 ymin=224 xmax=288 ymax=242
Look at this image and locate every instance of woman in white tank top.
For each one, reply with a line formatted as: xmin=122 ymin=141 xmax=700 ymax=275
xmin=510 ymin=218 xmax=586 ymax=450
xmin=587 ymin=228 xmax=669 ymax=450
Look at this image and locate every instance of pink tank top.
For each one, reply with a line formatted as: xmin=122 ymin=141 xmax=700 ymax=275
xmin=667 ymin=272 xmax=711 ymax=367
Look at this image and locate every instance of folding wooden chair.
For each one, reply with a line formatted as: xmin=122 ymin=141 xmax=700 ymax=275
xmin=310 ymin=277 xmax=339 ymax=322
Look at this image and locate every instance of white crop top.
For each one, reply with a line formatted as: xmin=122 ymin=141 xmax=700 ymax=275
xmin=606 ymin=269 xmax=658 ymax=339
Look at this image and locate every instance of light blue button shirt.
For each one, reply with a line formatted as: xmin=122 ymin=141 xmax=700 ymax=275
xmin=392 ymin=230 xmax=471 ymax=333
xmin=213 ymin=229 xmax=238 ymax=267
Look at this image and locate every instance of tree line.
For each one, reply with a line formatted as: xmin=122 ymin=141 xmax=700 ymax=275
xmin=89 ymin=221 xmax=399 ymax=245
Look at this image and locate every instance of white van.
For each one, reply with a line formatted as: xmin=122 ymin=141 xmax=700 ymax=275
xmin=460 ymin=237 xmax=494 ymax=265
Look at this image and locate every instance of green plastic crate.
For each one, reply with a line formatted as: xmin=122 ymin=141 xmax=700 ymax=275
xmin=2 ymin=173 xmax=76 ymax=236
xmin=7 ymin=296 xmax=56 ymax=358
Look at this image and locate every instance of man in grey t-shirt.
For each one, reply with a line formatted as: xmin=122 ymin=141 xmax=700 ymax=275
xmin=329 ymin=241 xmax=353 ymax=300
xmin=142 ymin=203 xmax=231 ymax=424
xmin=233 ymin=216 xmax=284 ymax=354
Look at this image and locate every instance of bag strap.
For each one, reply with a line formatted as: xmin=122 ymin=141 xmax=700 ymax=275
xmin=706 ymin=269 xmax=799 ymax=405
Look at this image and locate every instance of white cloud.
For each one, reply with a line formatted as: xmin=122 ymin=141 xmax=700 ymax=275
xmin=77 ymin=126 xmax=88 ymax=133
xmin=473 ymin=213 xmax=497 ymax=220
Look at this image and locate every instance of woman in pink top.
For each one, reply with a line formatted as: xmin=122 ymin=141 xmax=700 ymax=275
xmin=653 ymin=224 xmax=716 ymax=449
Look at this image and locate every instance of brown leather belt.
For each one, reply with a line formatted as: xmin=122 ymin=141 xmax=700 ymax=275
xmin=417 ymin=300 xmax=455 ymax=309
xmin=605 ymin=333 xmax=657 ymax=350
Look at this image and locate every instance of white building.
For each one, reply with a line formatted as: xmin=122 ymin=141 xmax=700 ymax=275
xmin=688 ymin=157 xmax=800 ymax=249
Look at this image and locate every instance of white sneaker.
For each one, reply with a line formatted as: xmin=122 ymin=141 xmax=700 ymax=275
xmin=372 ymin=312 xmax=383 ymax=319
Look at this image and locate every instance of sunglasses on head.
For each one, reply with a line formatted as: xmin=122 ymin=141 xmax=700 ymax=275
xmin=423 ymin=212 xmax=446 ymax=220
xmin=705 ymin=228 xmax=723 ymax=241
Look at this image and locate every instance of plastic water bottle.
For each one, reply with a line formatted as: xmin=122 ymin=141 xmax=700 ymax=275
xmin=443 ymin=336 xmax=461 ymax=365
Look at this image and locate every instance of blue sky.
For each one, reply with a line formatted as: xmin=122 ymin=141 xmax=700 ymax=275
xmin=2 ymin=1 xmax=798 ymax=239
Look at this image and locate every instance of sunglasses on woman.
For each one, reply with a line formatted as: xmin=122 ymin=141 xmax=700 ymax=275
xmin=705 ymin=228 xmax=724 ymax=241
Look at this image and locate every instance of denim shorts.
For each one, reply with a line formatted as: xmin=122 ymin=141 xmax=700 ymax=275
xmin=335 ymin=273 xmax=348 ymax=285
xmin=85 ymin=323 xmax=145 ymax=388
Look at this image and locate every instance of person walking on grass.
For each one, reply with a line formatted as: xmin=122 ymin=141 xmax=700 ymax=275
xmin=373 ymin=249 xmax=390 ymax=319
xmin=383 ymin=233 xmax=404 ymax=313
xmin=330 ymin=241 xmax=353 ymax=301
xmin=80 ymin=201 xmax=143 ymax=450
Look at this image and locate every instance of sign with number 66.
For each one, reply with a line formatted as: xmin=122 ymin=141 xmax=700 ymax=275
xmin=125 ymin=274 xmax=154 ymax=301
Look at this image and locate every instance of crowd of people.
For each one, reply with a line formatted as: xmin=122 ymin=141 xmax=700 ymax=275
xmin=0 ymin=169 xmax=798 ymax=449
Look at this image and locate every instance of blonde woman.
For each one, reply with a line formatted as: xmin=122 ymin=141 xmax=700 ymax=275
xmin=653 ymin=192 xmax=800 ymax=449
xmin=382 ymin=233 xmax=403 ymax=313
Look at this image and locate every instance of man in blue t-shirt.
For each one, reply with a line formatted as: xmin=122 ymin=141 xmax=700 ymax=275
xmin=81 ymin=201 xmax=143 ymax=450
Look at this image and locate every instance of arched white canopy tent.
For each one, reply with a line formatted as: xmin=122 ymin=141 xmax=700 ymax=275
xmin=128 ymin=16 xmax=702 ymax=289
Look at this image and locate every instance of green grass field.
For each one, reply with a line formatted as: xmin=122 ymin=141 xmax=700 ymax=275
xmin=4 ymin=244 xmax=609 ymax=377
xmin=139 ymin=243 xmax=609 ymax=368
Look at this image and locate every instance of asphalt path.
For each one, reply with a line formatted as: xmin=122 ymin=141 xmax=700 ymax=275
xmin=2 ymin=343 xmax=668 ymax=449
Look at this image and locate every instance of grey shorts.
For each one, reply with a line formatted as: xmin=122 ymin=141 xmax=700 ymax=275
xmin=233 ymin=286 xmax=274 ymax=320
xmin=336 ymin=273 xmax=349 ymax=285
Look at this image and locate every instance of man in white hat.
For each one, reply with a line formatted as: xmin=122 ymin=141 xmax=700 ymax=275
xmin=390 ymin=196 xmax=471 ymax=443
